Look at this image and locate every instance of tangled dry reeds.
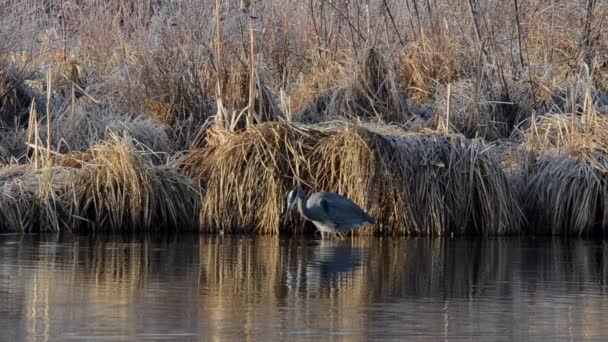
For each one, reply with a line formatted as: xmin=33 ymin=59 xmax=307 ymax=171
xmin=42 ymin=105 xmax=173 ymax=155
xmin=296 ymin=49 xmax=410 ymax=125
xmin=312 ymin=125 xmax=522 ymax=235
xmin=0 ymin=137 xmax=201 ymax=233
xmin=434 ymin=80 xmax=515 ymax=140
xmin=524 ymin=155 xmax=608 ymax=235
xmin=521 ymin=114 xmax=608 ymax=235
xmin=183 ymin=123 xmax=324 ymax=234
xmin=0 ymin=165 xmax=72 ymax=232
xmin=1 ymin=0 xmax=608 ymax=236
xmin=189 ymin=122 xmax=521 ymax=236
xmin=65 ymin=136 xmax=201 ymax=231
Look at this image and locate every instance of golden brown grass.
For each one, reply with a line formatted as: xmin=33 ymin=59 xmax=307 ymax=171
xmin=433 ymin=80 xmax=512 ymax=140
xmin=1 ymin=1 xmax=608 ymax=235
xmin=398 ymin=31 xmax=463 ymax=105
xmin=311 ymin=124 xmax=521 ymax=235
xmin=524 ymin=156 xmax=607 ymax=235
xmin=65 ymin=136 xmax=201 ymax=231
xmin=288 ymin=57 xmax=349 ymax=114
xmin=296 ymin=48 xmax=409 ymax=125
xmin=184 ymin=123 xmax=326 ymax=234
xmin=521 ymin=113 xmax=608 ymax=235
xmin=525 ymin=114 xmax=608 ymax=156
xmin=188 ymin=121 xmax=521 ymax=236
xmin=0 ymin=164 xmax=72 ymax=232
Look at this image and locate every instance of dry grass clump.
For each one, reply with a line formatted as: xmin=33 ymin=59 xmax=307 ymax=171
xmin=185 ymin=123 xmax=327 ymax=234
xmin=288 ymin=58 xmax=349 ymax=114
xmin=135 ymin=24 xmax=215 ymax=128
xmin=65 ymin=136 xmax=200 ymax=231
xmin=398 ymin=32 xmax=463 ymax=105
xmin=191 ymin=122 xmax=520 ymax=236
xmin=0 ymin=127 xmax=26 ymax=163
xmin=346 ymin=49 xmax=407 ymax=122
xmin=521 ymin=113 xmax=608 ymax=235
xmin=41 ymin=105 xmax=173 ymax=155
xmin=217 ymin=61 xmax=284 ymax=131
xmin=296 ymin=48 xmax=409 ymax=124
xmin=0 ymin=166 xmax=32 ymax=231
xmin=434 ymin=79 xmax=519 ymax=140
xmin=0 ymin=165 xmax=72 ymax=232
xmin=139 ymin=50 xmax=213 ymax=127
xmin=311 ymin=125 xmax=521 ymax=235
xmin=525 ymin=113 xmax=608 ymax=156
xmin=0 ymin=67 xmax=42 ymax=127
xmin=524 ymin=155 xmax=608 ymax=235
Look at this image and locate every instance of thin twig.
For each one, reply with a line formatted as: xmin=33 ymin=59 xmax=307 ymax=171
xmin=445 ymin=83 xmax=451 ymax=133
xmin=46 ymin=68 xmax=52 ymax=167
xmin=215 ymin=0 xmax=225 ymax=128
xmin=248 ymin=20 xmax=256 ymax=126
xmin=381 ymin=0 xmax=405 ymax=48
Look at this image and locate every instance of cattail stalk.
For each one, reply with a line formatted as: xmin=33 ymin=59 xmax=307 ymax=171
xmin=46 ymin=68 xmax=53 ymax=167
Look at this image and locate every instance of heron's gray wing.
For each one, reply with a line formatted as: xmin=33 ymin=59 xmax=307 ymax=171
xmin=319 ymin=198 xmax=330 ymax=213
xmin=309 ymin=193 xmax=375 ymax=229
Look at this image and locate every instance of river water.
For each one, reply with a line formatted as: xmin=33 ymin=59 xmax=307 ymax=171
xmin=1 ymin=235 xmax=608 ymax=341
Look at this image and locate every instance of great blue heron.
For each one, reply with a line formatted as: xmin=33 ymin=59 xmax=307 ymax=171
xmin=282 ymin=187 xmax=376 ymax=239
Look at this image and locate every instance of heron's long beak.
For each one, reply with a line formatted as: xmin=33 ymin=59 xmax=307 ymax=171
xmin=282 ymin=203 xmax=294 ymax=226
xmin=282 ymin=212 xmax=290 ymax=226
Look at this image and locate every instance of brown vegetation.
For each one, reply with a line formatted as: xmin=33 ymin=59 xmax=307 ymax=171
xmin=189 ymin=122 xmax=520 ymax=236
xmin=0 ymin=0 xmax=607 ymax=235
xmin=65 ymin=136 xmax=201 ymax=231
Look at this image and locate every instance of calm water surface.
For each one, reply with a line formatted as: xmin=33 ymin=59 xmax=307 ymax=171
xmin=1 ymin=235 xmax=608 ymax=341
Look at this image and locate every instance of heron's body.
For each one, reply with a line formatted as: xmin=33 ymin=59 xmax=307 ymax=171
xmin=284 ymin=188 xmax=375 ymax=239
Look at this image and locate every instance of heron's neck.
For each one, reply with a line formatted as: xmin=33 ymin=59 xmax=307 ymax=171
xmin=296 ymin=193 xmax=311 ymax=221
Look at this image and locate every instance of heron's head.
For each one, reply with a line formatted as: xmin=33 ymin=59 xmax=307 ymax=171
xmin=283 ymin=187 xmax=303 ymax=226
xmin=285 ymin=187 xmax=302 ymax=212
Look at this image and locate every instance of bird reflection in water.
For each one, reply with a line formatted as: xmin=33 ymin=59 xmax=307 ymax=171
xmin=285 ymin=239 xmax=369 ymax=293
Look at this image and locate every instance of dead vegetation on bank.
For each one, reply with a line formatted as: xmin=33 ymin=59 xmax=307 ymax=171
xmin=295 ymin=49 xmax=410 ymax=125
xmin=65 ymin=136 xmax=201 ymax=231
xmin=520 ymin=113 xmax=608 ymax=235
xmin=0 ymin=165 xmax=70 ymax=232
xmin=187 ymin=122 xmax=521 ymax=236
xmin=0 ymin=137 xmax=200 ymax=233
xmin=183 ymin=123 xmax=324 ymax=234
xmin=1 ymin=0 xmax=608 ymax=235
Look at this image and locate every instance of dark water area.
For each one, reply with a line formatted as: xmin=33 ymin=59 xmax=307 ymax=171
xmin=1 ymin=235 xmax=608 ymax=341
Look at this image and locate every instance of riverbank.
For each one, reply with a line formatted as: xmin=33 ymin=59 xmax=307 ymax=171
xmin=1 ymin=1 xmax=607 ymax=235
